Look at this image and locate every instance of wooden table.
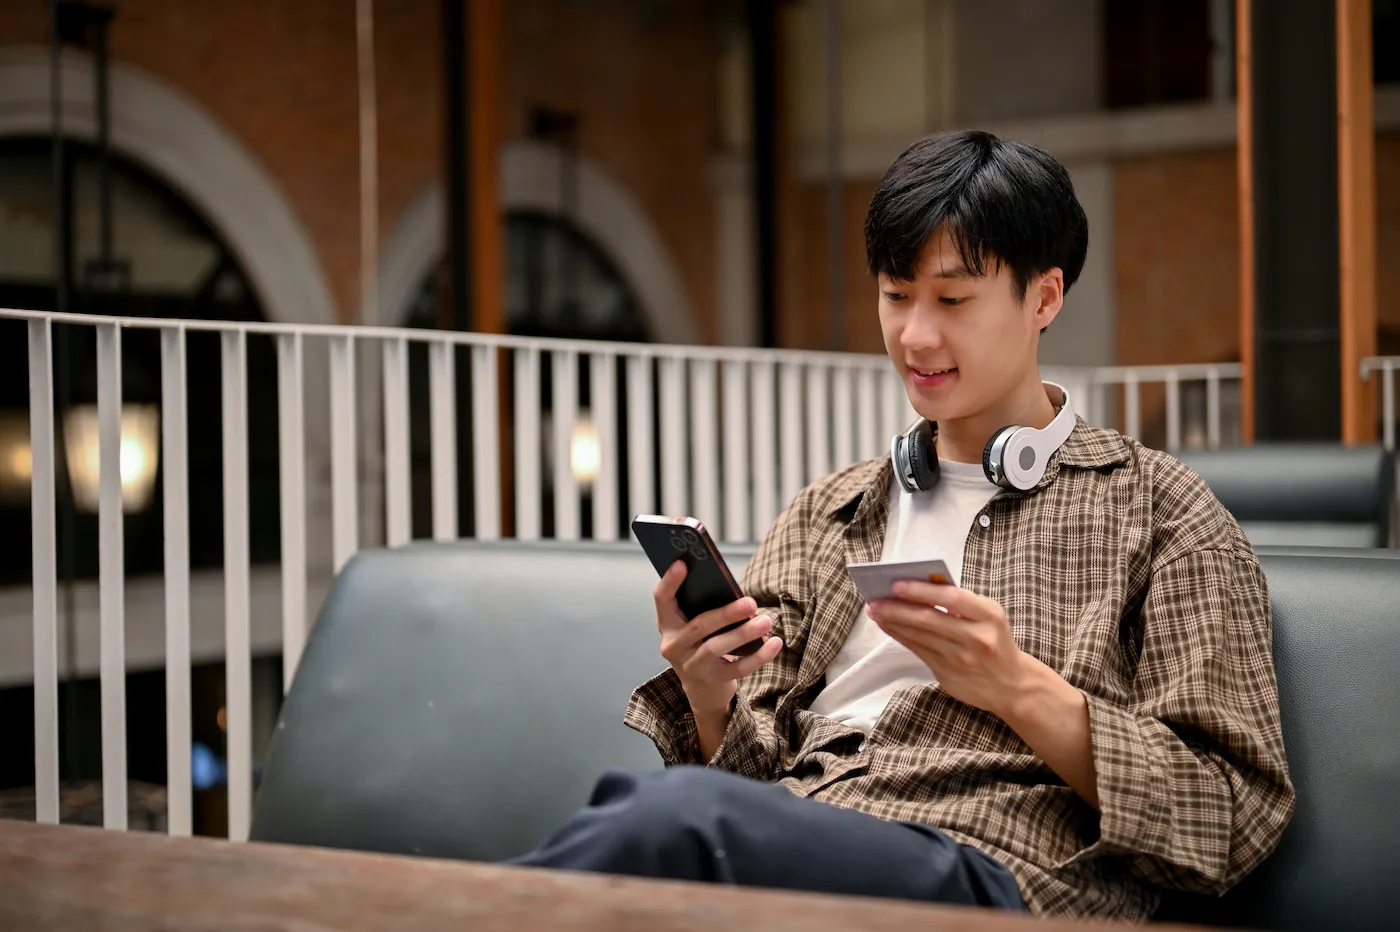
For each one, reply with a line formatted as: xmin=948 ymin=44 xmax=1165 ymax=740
xmin=0 ymin=819 xmax=1213 ymax=931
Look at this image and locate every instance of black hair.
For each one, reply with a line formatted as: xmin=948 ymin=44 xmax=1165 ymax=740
xmin=864 ymin=130 xmax=1089 ymax=301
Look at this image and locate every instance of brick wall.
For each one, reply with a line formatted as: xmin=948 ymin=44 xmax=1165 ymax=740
xmin=1115 ymin=132 xmax=1400 ymax=365
xmin=0 ymin=0 xmax=721 ymax=339
xmin=1113 ymin=148 xmax=1241 ymax=367
xmin=3 ymin=1 xmax=1397 ymax=362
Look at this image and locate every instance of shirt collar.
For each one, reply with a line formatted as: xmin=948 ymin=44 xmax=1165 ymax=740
xmin=829 ymin=419 xmax=1130 ymax=522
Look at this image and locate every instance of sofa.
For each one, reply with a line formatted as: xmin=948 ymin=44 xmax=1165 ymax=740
xmin=250 ymin=540 xmax=1400 ymax=931
xmin=1176 ymin=444 xmax=1395 ymax=548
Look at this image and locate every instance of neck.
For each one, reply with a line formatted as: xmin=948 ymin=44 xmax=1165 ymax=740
xmin=935 ymin=373 xmax=1059 ymax=464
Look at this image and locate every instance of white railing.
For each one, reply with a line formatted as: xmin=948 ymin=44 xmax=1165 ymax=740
xmin=1362 ymin=356 xmax=1399 ymax=451
xmin=1 ymin=307 xmax=1243 ymax=841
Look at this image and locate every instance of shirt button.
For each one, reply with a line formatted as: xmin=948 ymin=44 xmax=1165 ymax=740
xmin=858 ymin=741 xmax=868 ymax=753
xmin=978 ymin=514 xmax=992 ymax=529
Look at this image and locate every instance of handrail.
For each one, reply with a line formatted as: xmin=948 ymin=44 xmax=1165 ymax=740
xmin=0 ymin=305 xmax=1250 ymax=841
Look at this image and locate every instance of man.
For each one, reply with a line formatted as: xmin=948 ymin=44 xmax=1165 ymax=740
xmin=509 ymin=130 xmax=1296 ymax=920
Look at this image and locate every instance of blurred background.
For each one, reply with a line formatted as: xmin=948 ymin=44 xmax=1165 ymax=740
xmin=0 ymin=0 xmax=1394 ymax=837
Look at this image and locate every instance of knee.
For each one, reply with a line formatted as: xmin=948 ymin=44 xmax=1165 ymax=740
xmin=596 ymin=767 xmax=713 ymax=827
xmin=590 ymin=767 xmax=730 ymax=846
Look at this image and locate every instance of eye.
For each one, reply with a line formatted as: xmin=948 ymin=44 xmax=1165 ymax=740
xmin=939 ymin=296 xmax=967 ymax=306
xmin=883 ymin=291 xmax=909 ymax=303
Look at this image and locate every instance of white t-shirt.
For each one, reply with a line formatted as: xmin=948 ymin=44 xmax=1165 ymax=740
xmin=807 ymin=459 xmax=1000 ymax=734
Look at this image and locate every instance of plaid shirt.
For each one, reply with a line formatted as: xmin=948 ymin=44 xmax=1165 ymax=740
xmin=624 ymin=421 xmax=1295 ymax=919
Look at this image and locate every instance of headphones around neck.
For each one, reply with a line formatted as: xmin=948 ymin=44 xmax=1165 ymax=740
xmin=891 ymin=382 xmax=1076 ymax=494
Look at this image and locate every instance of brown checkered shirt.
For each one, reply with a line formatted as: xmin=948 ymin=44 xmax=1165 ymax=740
xmin=624 ymin=421 xmax=1295 ymax=919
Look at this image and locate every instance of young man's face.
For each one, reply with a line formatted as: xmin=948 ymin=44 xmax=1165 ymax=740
xmin=877 ymin=229 xmax=1063 ymax=424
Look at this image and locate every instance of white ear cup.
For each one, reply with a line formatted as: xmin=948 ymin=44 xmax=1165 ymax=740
xmin=982 ymin=383 xmax=1076 ymax=491
xmin=999 ymin=426 xmax=1051 ymax=489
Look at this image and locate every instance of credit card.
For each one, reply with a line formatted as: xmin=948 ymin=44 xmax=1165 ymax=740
xmin=846 ymin=558 xmax=954 ymax=604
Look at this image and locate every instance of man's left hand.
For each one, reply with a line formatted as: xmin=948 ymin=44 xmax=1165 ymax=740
xmin=865 ymin=580 xmax=1030 ymax=719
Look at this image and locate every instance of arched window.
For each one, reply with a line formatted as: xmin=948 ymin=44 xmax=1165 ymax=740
xmin=0 ymin=137 xmax=282 ymax=586
xmin=405 ymin=209 xmax=649 ymax=341
xmin=404 ymin=210 xmax=649 ymax=538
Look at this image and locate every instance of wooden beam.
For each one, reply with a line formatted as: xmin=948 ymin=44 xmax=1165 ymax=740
xmin=468 ymin=0 xmax=503 ymax=336
xmin=1235 ymin=0 xmax=1255 ymax=444
xmin=463 ymin=0 xmax=511 ymax=536
xmin=1338 ymin=0 xmax=1379 ymax=443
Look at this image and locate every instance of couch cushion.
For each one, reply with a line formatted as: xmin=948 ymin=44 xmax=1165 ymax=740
xmin=249 ymin=540 xmax=754 ymax=861
xmin=1177 ymin=444 xmax=1394 ymax=547
xmin=1163 ymin=548 xmax=1400 ymax=931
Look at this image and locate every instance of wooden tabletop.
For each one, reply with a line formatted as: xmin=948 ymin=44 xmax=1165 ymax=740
xmin=0 ymin=819 xmax=1213 ymax=931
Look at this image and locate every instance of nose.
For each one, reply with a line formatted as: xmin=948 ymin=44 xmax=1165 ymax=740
xmin=898 ymin=305 xmax=945 ymax=353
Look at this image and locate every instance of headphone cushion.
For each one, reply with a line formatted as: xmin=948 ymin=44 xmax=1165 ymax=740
xmin=982 ymin=427 xmax=1012 ymax=483
xmin=905 ymin=420 xmax=938 ymax=491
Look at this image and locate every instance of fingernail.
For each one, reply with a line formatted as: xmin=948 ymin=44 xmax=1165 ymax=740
xmin=757 ymin=616 xmax=773 ymax=631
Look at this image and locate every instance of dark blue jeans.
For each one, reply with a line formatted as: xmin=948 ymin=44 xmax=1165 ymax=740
xmin=507 ymin=766 xmax=1026 ymax=910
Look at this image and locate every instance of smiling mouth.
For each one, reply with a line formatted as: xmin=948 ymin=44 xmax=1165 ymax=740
xmin=910 ymin=366 xmax=956 ymax=377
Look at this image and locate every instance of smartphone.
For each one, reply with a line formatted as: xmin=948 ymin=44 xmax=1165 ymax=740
xmin=631 ymin=514 xmax=763 ymax=656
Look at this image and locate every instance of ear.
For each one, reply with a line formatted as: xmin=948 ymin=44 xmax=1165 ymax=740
xmin=1028 ymin=268 xmax=1064 ymax=331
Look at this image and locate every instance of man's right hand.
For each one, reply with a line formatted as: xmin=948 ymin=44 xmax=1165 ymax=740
xmin=654 ymin=559 xmax=784 ymax=721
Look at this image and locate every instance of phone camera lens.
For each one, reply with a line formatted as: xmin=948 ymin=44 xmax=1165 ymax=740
xmin=670 ymin=534 xmax=687 ymax=551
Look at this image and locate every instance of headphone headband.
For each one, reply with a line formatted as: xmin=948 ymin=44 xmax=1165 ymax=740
xmin=892 ymin=382 xmax=1075 ymax=493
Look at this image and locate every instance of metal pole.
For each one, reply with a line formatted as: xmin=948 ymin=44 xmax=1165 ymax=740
xmin=50 ymin=0 xmax=66 ymax=316
xmin=95 ymin=14 xmax=113 ymax=268
xmin=442 ymin=0 xmax=468 ymax=332
xmin=49 ymin=0 xmax=80 ymax=790
xmin=747 ymin=0 xmax=779 ymax=348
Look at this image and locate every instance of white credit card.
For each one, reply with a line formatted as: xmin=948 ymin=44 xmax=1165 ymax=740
xmin=846 ymin=558 xmax=955 ymax=604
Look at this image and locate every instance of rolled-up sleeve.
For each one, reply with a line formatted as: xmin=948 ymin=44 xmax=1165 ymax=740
xmin=624 ymin=485 xmax=813 ymax=780
xmin=1061 ymin=546 xmax=1296 ymax=894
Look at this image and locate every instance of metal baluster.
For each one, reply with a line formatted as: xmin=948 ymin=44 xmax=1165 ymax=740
xmin=27 ymin=319 xmax=58 ymax=825
xmin=590 ymin=352 xmax=619 ymax=541
xmin=381 ymin=337 xmax=411 ymax=546
xmin=751 ymin=361 xmax=778 ymax=538
xmin=221 ymin=331 xmax=251 ymax=842
xmin=96 ymin=322 xmax=127 ymax=830
xmin=163 ymin=327 xmax=192 ymax=833
xmin=515 ymin=348 xmax=542 ymax=540
xmin=721 ymin=361 xmax=751 ymax=543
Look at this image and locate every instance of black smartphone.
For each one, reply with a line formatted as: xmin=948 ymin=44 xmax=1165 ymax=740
xmin=631 ymin=514 xmax=763 ymax=656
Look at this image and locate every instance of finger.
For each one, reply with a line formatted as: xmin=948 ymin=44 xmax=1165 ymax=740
xmin=678 ymin=597 xmax=760 ymax=646
xmin=890 ymin=580 xmax=992 ymax=619
xmin=723 ymin=635 xmax=784 ymax=678
xmin=691 ymin=613 xmax=773 ymax=661
xmin=870 ymin=603 xmax=964 ymax=645
xmin=866 ymin=598 xmax=948 ymax=628
xmin=874 ymin=615 xmax=957 ymax=659
xmin=653 ymin=560 xmax=689 ymax=633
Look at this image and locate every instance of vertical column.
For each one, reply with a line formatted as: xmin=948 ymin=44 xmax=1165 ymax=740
xmin=468 ymin=0 xmax=503 ymax=335
xmin=1247 ymin=0 xmax=1342 ymax=440
xmin=1236 ymin=0 xmax=1256 ymax=443
xmin=1338 ymin=0 xmax=1378 ymax=443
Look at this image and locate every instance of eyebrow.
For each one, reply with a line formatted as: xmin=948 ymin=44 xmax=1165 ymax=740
xmin=880 ymin=263 xmax=975 ymax=285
